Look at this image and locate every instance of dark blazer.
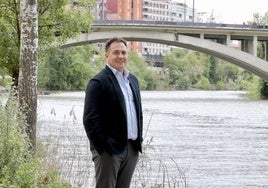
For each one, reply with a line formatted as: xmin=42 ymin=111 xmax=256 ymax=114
xmin=83 ymin=66 xmax=143 ymax=155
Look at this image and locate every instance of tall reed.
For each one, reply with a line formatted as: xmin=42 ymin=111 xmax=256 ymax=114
xmin=37 ymin=108 xmax=187 ymax=188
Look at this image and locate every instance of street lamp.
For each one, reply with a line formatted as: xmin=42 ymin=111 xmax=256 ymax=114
xmin=192 ymin=0 xmax=195 ymax=22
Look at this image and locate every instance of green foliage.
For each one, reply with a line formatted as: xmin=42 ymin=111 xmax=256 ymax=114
xmin=242 ymin=76 xmax=262 ymax=98
xmin=38 ymin=0 xmax=95 ymax=48
xmin=36 ymin=171 xmax=73 ymax=188
xmin=38 ymin=45 xmax=98 ymax=90
xmin=162 ymin=47 xmax=264 ymax=91
xmin=0 ymin=91 xmax=72 ymax=187
xmin=233 ymin=30 xmax=268 ymax=98
xmin=216 ymin=61 xmax=239 ymax=83
xmin=215 ymin=81 xmax=226 ymax=90
xmin=39 ymin=47 xmax=157 ymax=91
xmin=0 ymin=91 xmax=32 ymax=186
xmin=259 ymin=80 xmax=268 ymax=99
xmin=252 ymin=11 xmax=268 ymax=98
xmin=127 ymin=51 xmax=157 ymax=90
xmin=0 ymin=0 xmax=96 ymax=84
xmin=208 ymin=56 xmax=219 ymax=84
xmin=0 ymin=1 xmax=20 ymax=80
xmin=194 ymin=76 xmax=210 ymax=90
xmin=163 ymin=48 xmax=188 ymax=89
xmin=163 ymin=48 xmax=210 ymax=89
xmin=0 ymin=76 xmax=12 ymax=88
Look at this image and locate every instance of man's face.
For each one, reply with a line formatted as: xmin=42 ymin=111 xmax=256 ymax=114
xmin=105 ymin=41 xmax=128 ymax=73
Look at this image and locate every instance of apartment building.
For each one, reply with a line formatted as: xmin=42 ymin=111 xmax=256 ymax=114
xmin=93 ymin=0 xmax=196 ymax=59
xmin=143 ymin=0 xmax=194 ymax=22
xmin=94 ymin=0 xmax=143 ymax=53
xmin=142 ymin=0 xmax=195 ymax=58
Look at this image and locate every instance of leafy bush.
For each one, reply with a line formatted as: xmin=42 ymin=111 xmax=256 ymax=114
xmin=194 ymin=76 xmax=210 ymax=90
xmin=0 ymin=91 xmax=72 ymax=187
xmin=215 ymin=81 xmax=226 ymax=90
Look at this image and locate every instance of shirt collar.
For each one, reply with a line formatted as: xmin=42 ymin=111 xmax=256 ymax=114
xmin=107 ymin=64 xmax=129 ymax=78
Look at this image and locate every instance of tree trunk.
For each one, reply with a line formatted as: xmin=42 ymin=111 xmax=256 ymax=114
xmin=19 ymin=0 xmax=38 ymax=153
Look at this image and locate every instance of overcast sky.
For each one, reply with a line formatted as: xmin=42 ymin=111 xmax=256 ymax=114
xmin=186 ymin=0 xmax=268 ymax=24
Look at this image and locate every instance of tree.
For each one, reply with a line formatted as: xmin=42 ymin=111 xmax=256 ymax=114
xmin=254 ymin=12 xmax=268 ymax=98
xmin=163 ymin=48 xmax=190 ymax=89
xmin=127 ymin=51 xmax=157 ymax=90
xmin=38 ymin=47 xmax=157 ymax=91
xmin=18 ymin=0 xmax=38 ymax=151
xmin=208 ymin=55 xmax=219 ymax=84
xmin=0 ymin=0 xmax=95 ymax=87
xmin=5 ymin=0 xmax=95 ymax=152
xmin=163 ymin=48 xmax=209 ymax=89
xmin=39 ymin=46 xmax=97 ymax=90
xmin=0 ymin=1 xmax=20 ymax=86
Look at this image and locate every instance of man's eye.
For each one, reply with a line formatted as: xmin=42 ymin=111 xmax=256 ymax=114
xmin=114 ymin=51 xmax=126 ymax=55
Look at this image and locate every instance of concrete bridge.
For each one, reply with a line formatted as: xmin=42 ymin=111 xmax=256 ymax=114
xmin=63 ymin=20 xmax=268 ymax=81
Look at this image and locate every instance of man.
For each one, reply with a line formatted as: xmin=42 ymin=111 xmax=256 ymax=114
xmin=83 ymin=37 xmax=143 ymax=188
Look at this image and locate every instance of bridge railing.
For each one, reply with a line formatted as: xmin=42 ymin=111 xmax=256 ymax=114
xmin=92 ymin=19 xmax=268 ymax=30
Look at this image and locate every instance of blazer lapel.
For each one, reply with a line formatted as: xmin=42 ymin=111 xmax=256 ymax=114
xmin=105 ymin=66 xmax=127 ymax=116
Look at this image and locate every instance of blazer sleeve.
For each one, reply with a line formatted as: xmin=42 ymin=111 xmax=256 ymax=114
xmin=83 ymin=78 xmax=106 ymax=154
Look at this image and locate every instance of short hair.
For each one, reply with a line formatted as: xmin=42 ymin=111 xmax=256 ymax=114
xmin=104 ymin=37 xmax=127 ymax=52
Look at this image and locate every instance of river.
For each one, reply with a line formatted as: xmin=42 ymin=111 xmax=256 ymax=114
xmin=37 ymin=90 xmax=268 ymax=188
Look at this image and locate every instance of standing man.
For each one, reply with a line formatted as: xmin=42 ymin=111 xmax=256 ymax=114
xmin=83 ymin=37 xmax=143 ymax=188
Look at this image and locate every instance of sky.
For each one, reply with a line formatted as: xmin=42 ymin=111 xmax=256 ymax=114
xmin=184 ymin=0 xmax=268 ymax=24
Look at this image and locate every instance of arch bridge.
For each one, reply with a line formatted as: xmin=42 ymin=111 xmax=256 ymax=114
xmin=63 ymin=20 xmax=268 ymax=81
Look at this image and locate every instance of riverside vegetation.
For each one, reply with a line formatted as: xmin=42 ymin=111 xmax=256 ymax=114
xmin=0 ymin=90 xmax=72 ymax=187
xmin=37 ymin=45 xmax=268 ymax=98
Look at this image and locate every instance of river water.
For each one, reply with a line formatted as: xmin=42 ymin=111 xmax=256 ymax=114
xmin=37 ymin=90 xmax=268 ymax=188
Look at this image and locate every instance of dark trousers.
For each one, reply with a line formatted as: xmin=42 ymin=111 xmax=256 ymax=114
xmin=93 ymin=141 xmax=139 ymax=188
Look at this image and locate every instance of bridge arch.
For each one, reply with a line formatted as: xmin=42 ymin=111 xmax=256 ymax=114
xmin=63 ymin=30 xmax=268 ymax=81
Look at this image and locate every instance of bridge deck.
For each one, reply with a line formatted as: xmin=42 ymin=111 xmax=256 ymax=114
xmin=91 ymin=20 xmax=268 ymax=41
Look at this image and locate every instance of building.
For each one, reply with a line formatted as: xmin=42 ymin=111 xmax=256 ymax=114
xmin=95 ymin=0 xmax=143 ymax=20
xmin=93 ymin=0 xmax=196 ymax=63
xmin=142 ymin=0 xmax=195 ymax=64
xmin=95 ymin=0 xmax=143 ymax=53
xmin=142 ymin=0 xmax=194 ymax=22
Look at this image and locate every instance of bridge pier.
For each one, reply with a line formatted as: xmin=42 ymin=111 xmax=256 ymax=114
xmin=212 ymin=34 xmax=231 ymax=47
xmin=226 ymin=34 xmax=231 ymax=47
xmin=220 ymin=34 xmax=231 ymax=47
xmin=266 ymin=41 xmax=268 ymax=61
xmin=241 ymin=36 xmax=258 ymax=56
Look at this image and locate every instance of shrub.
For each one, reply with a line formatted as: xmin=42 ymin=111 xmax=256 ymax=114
xmin=0 ymin=91 xmax=72 ymax=187
xmin=194 ymin=76 xmax=210 ymax=90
